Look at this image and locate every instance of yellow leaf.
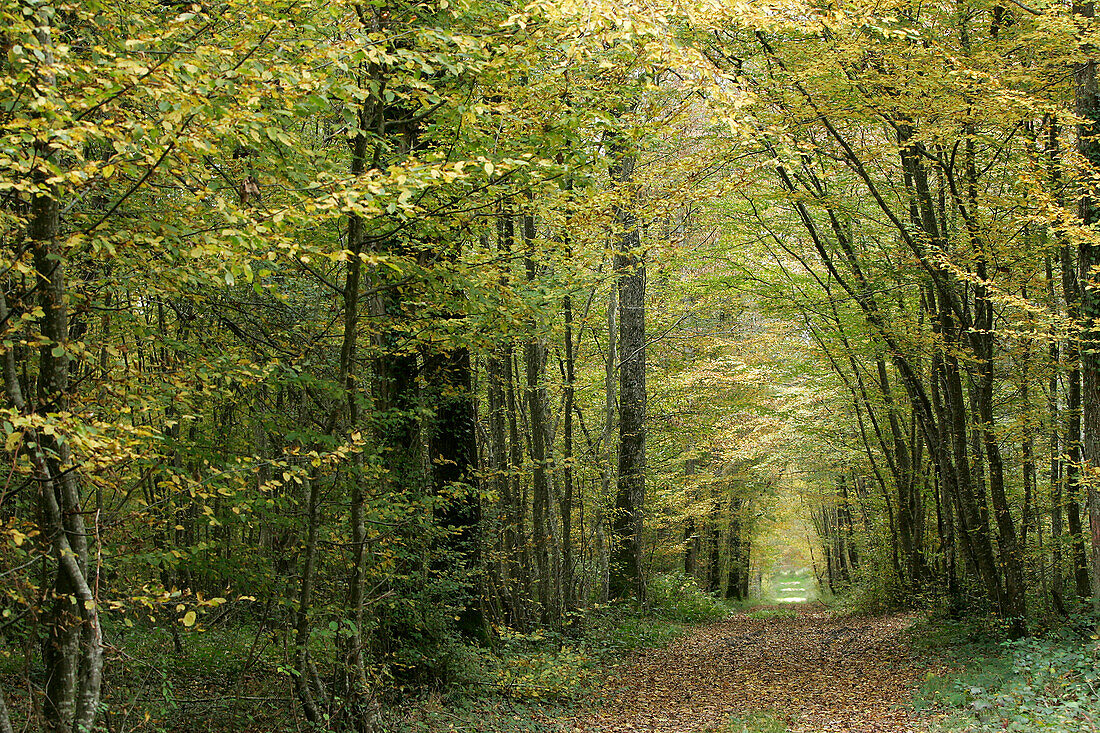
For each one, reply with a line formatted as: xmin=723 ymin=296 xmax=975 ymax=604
xmin=182 ymin=610 xmax=197 ymax=627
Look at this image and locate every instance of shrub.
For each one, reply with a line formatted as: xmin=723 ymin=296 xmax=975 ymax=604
xmin=496 ymin=646 xmax=594 ymax=701
xmin=646 ymin=572 xmax=731 ymax=623
xmin=918 ymin=629 xmax=1100 ymax=731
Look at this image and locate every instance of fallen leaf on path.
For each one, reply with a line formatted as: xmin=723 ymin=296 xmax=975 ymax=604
xmin=576 ymin=606 xmax=931 ymax=733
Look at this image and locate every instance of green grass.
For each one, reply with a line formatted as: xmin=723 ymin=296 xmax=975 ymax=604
xmin=761 ymin=568 xmax=818 ymax=605
xmin=719 ymin=710 xmax=790 ymax=733
xmin=746 ymin=608 xmax=798 ymax=621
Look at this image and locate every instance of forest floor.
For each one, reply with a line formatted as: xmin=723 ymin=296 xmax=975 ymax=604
xmin=562 ymin=604 xmax=935 ymax=733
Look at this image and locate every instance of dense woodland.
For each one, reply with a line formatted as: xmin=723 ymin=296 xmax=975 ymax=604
xmin=6 ymin=0 xmax=1100 ymax=730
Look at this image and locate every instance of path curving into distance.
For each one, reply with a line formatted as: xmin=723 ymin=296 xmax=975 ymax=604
xmin=577 ymin=606 xmax=930 ymax=733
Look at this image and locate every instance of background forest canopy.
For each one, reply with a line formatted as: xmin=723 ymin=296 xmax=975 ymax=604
xmin=4 ymin=0 xmax=1100 ymax=729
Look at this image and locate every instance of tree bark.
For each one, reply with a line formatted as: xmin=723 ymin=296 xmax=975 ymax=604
xmin=428 ymin=347 xmax=486 ymax=640
xmin=684 ymin=458 xmax=698 ymax=578
xmin=1075 ymin=0 xmax=1100 ymax=615
xmin=597 ymin=268 xmax=616 ymax=603
xmin=706 ymin=491 xmax=722 ymax=595
xmin=19 ymin=16 xmax=105 ymax=732
xmin=608 ymin=143 xmax=646 ymax=601
xmin=562 ymin=289 xmax=576 ymax=610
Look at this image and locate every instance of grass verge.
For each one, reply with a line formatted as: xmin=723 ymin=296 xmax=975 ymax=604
xmin=911 ymin=615 xmax=1100 ymax=732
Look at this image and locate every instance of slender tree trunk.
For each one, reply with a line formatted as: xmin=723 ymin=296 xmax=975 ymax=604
xmin=839 ymin=477 xmax=860 ymax=575
xmin=1048 ymin=254 xmax=1067 ymax=613
xmin=684 ymin=458 xmax=698 ymax=578
xmin=526 ymin=330 xmax=553 ymax=620
xmin=1065 ymin=245 xmax=1093 ymax=601
xmin=505 ymin=338 xmax=529 ymax=622
xmin=524 ymin=210 xmax=557 ymax=625
xmin=706 ymin=492 xmax=722 ymax=595
xmin=487 ymin=347 xmax=510 ymax=612
xmin=333 ymin=85 xmax=379 ymax=733
xmin=489 ymin=213 xmax=523 ymax=625
xmin=596 ymin=273 xmax=617 ymax=603
xmin=20 ymin=17 xmax=105 ymax=732
xmin=562 ymin=291 xmax=576 ymax=610
xmin=1021 ymin=350 xmax=1036 ymax=562
xmin=293 ymin=472 xmax=325 ymax=724
xmin=1074 ymin=0 xmax=1100 ymax=615
xmin=608 ymin=144 xmax=646 ymax=601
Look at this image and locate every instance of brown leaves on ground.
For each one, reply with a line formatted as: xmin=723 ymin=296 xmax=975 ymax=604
xmin=573 ymin=605 xmax=930 ymax=733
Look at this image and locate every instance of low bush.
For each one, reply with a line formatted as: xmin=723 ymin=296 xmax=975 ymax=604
xmin=915 ymin=622 xmax=1100 ymax=732
xmin=646 ymin=571 xmax=732 ymax=623
xmin=496 ymin=646 xmax=594 ymax=701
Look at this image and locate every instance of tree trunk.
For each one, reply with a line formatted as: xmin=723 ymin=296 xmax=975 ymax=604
xmin=524 ymin=209 xmax=558 ymax=625
xmin=706 ymin=494 xmax=722 ymax=595
xmin=1063 ymin=244 xmax=1093 ymax=601
xmin=725 ymin=496 xmax=748 ymax=601
xmin=486 ymin=346 xmax=510 ymax=616
xmin=562 ymin=290 xmax=576 ymax=610
xmin=1048 ymin=254 xmax=1067 ymax=613
xmin=684 ymin=458 xmax=698 ymax=578
xmin=1075 ymin=0 xmax=1100 ymax=615
xmin=597 ymin=271 xmax=616 ymax=604
xmin=292 ymin=473 xmax=325 ymax=725
xmin=21 ymin=17 xmax=105 ymax=732
xmin=428 ymin=347 xmax=486 ymax=640
xmin=505 ymin=337 xmax=529 ymax=623
xmin=608 ymin=144 xmax=646 ymax=601
xmin=333 ymin=85 xmax=379 ymax=733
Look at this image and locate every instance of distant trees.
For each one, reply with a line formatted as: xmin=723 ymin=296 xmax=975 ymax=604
xmin=691 ymin=0 xmax=1100 ymax=633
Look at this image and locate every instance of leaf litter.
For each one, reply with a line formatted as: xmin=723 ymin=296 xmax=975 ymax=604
xmin=564 ymin=605 xmax=932 ymax=733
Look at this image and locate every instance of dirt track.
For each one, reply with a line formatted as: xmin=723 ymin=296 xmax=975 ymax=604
xmin=577 ymin=606 xmax=930 ymax=733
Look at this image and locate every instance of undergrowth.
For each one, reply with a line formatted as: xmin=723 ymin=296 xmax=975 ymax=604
xmin=48 ymin=575 xmax=725 ymax=732
xmin=913 ymin=616 xmax=1100 ymax=732
xmin=646 ymin=571 xmax=732 ymax=623
xmin=398 ymin=572 xmax=731 ymax=731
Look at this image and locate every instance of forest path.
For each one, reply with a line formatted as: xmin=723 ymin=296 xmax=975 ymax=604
xmin=574 ymin=606 xmax=930 ymax=733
